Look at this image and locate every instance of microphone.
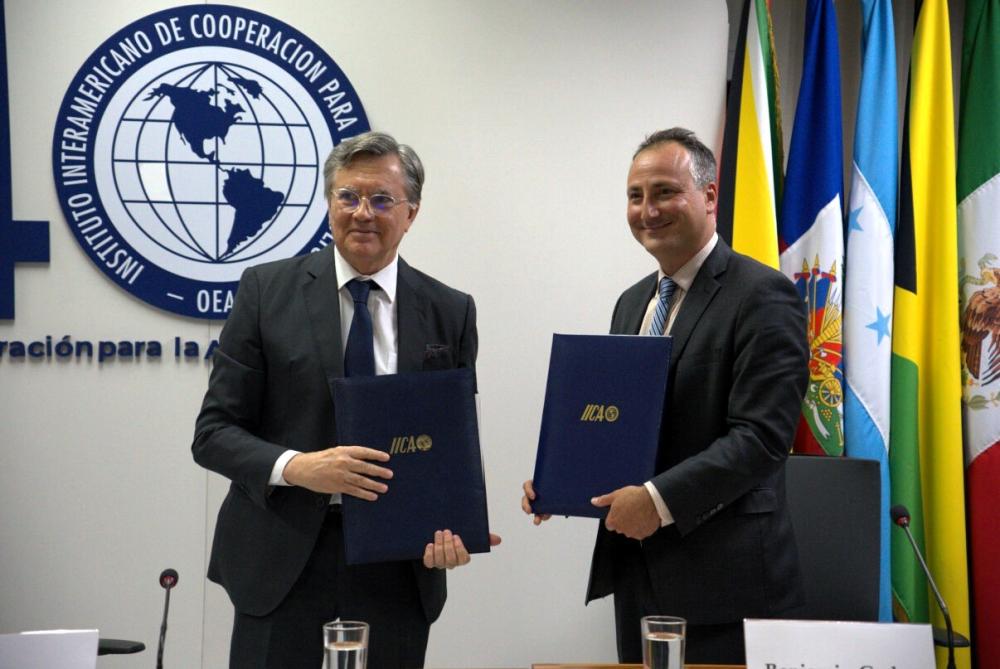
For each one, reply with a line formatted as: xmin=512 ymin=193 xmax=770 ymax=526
xmin=157 ymin=569 xmax=178 ymax=669
xmin=890 ymin=505 xmax=962 ymax=669
xmin=159 ymin=568 xmax=178 ymax=589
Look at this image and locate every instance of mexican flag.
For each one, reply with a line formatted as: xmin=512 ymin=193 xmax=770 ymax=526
xmin=958 ymin=1 xmax=1000 ymax=667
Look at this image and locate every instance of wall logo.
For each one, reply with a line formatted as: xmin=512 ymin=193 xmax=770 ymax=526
xmin=52 ymin=6 xmax=369 ymax=318
xmin=1 ymin=5 xmax=49 ymax=320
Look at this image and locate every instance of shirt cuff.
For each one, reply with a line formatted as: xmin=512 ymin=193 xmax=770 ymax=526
xmin=644 ymin=481 xmax=675 ymax=527
xmin=269 ymin=449 xmax=301 ymax=486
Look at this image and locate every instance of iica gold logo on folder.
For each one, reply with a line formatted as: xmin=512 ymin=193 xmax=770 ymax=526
xmin=389 ymin=434 xmax=433 ymax=454
xmin=579 ymin=404 xmax=619 ymax=423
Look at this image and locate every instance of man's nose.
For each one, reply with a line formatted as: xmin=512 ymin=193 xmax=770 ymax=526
xmin=352 ymin=197 xmax=375 ymax=220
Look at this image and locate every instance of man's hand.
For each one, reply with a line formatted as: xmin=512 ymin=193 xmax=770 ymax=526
xmin=521 ymin=479 xmax=552 ymax=525
xmin=282 ymin=446 xmax=392 ymax=499
xmin=591 ymin=485 xmax=660 ymax=540
xmin=422 ymin=530 xmax=502 ymax=569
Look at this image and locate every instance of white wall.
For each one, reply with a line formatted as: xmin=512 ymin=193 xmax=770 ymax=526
xmin=0 ymin=1 xmax=727 ymax=667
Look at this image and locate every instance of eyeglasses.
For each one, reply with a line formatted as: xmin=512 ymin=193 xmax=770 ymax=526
xmin=333 ymin=188 xmax=411 ymax=214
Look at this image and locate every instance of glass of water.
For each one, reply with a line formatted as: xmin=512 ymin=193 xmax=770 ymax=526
xmin=641 ymin=615 xmax=686 ymax=669
xmin=323 ymin=620 xmax=368 ymax=669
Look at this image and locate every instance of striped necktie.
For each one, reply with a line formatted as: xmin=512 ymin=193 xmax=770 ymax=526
xmin=648 ymin=276 xmax=676 ymax=336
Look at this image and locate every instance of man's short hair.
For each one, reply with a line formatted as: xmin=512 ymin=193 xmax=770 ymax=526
xmin=323 ymin=131 xmax=425 ymax=203
xmin=633 ymin=127 xmax=717 ymax=189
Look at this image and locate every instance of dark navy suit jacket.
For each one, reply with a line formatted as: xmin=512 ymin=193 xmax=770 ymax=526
xmin=193 ymin=244 xmax=477 ymax=620
xmin=586 ymin=239 xmax=809 ymax=624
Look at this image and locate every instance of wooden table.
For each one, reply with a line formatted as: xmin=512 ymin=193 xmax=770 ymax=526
xmin=531 ymin=663 xmax=746 ymax=669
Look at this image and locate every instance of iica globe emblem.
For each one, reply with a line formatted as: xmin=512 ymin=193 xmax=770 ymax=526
xmin=52 ymin=5 xmax=369 ymax=318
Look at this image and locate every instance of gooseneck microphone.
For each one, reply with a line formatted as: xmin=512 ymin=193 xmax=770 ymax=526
xmin=157 ymin=568 xmax=178 ymax=669
xmin=890 ymin=505 xmax=957 ymax=669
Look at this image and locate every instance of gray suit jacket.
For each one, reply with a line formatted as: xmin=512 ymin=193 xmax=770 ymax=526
xmin=192 ymin=245 xmax=477 ymax=620
xmin=586 ymin=240 xmax=808 ymax=624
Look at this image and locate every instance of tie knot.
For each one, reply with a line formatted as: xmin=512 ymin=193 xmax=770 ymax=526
xmin=659 ymin=276 xmax=676 ymax=301
xmin=347 ymin=279 xmax=378 ymax=304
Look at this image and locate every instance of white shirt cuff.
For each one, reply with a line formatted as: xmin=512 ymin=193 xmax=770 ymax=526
xmin=269 ymin=449 xmax=300 ymax=486
xmin=644 ymin=481 xmax=675 ymax=527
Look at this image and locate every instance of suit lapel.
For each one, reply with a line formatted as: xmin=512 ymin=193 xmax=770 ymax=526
xmin=396 ymin=258 xmax=428 ymax=373
xmin=302 ymin=246 xmax=345 ymax=384
xmin=667 ymin=241 xmax=729 ymax=365
xmin=620 ymin=275 xmax=657 ymax=335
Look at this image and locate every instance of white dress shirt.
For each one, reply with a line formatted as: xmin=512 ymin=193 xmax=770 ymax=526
xmin=268 ymin=246 xmax=400 ymax=496
xmin=641 ymin=232 xmax=719 ymax=527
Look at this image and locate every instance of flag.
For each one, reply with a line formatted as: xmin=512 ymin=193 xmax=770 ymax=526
xmin=843 ymin=0 xmax=896 ymax=622
xmin=778 ymin=0 xmax=844 ymax=457
xmin=717 ymin=0 xmax=783 ymax=269
xmin=892 ymin=1 xmax=971 ymax=666
xmin=957 ymin=0 xmax=1000 ymax=666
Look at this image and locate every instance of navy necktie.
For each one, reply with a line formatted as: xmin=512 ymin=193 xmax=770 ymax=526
xmin=344 ymin=279 xmax=379 ymax=377
xmin=648 ymin=276 xmax=676 ymax=336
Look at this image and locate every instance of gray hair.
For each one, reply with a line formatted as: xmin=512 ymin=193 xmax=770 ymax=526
xmin=322 ymin=131 xmax=425 ymax=203
xmin=633 ymin=127 xmax=717 ymax=189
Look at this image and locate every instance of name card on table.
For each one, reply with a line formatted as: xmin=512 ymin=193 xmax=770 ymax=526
xmin=0 ymin=630 xmax=98 ymax=669
xmin=744 ymin=619 xmax=934 ymax=669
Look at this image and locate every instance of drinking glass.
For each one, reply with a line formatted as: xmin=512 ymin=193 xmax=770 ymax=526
xmin=641 ymin=615 xmax=686 ymax=669
xmin=323 ymin=620 xmax=368 ymax=669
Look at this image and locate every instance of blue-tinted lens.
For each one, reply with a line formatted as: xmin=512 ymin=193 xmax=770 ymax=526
xmin=336 ymin=190 xmax=360 ymax=209
xmin=369 ymin=194 xmax=395 ymax=212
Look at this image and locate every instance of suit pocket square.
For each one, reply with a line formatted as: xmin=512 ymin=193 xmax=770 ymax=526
xmin=423 ymin=344 xmax=454 ymax=370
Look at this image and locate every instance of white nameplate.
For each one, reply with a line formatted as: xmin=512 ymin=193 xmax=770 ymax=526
xmin=744 ymin=619 xmax=934 ymax=669
xmin=0 ymin=629 xmax=98 ymax=669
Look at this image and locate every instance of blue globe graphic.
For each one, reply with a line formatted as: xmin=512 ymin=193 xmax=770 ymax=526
xmin=111 ymin=61 xmax=322 ymax=265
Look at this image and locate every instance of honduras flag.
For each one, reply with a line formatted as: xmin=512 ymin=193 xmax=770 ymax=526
xmin=843 ymin=0 xmax=896 ymax=622
xmin=779 ymin=0 xmax=844 ymax=457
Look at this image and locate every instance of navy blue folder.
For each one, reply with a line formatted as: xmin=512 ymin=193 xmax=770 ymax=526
xmin=332 ymin=367 xmax=491 ymax=565
xmin=531 ymin=333 xmax=672 ymax=518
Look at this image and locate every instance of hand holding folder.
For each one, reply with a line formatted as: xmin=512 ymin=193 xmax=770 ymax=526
xmin=590 ymin=484 xmax=664 ymax=540
xmin=282 ymin=445 xmax=392 ymax=499
xmin=523 ymin=472 xmax=663 ymax=539
xmin=422 ymin=529 xmax=502 ymax=570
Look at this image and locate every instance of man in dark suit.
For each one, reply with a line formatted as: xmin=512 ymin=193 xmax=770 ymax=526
xmin=193 ymin=131 xmax=497 ymax=669
xmin=523 ymin=128 xmax=808 ymax=664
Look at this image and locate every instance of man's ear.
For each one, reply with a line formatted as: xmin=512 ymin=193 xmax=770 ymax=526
xmin=704 ymin=182 xmax=718 ymax=215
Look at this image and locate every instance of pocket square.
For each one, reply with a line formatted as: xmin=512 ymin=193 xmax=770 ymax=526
xmin=423 ymin=344 xmax=454 ymax=370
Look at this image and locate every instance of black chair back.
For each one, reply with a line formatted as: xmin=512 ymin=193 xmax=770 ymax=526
xmin=785 ymin=454 xmax=881 ymax=621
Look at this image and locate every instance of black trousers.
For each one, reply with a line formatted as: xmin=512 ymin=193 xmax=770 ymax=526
xmin=611 ymin=540 xmax=745 ymax=665
xmin=230 ymin=510 xmax=430 ymax=669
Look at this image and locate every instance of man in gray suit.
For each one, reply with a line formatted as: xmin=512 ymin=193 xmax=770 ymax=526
xmin=194 ymin=132 xmax=497 ymax=669
xmin=523 ymin=128 xmax=808 ymax=664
